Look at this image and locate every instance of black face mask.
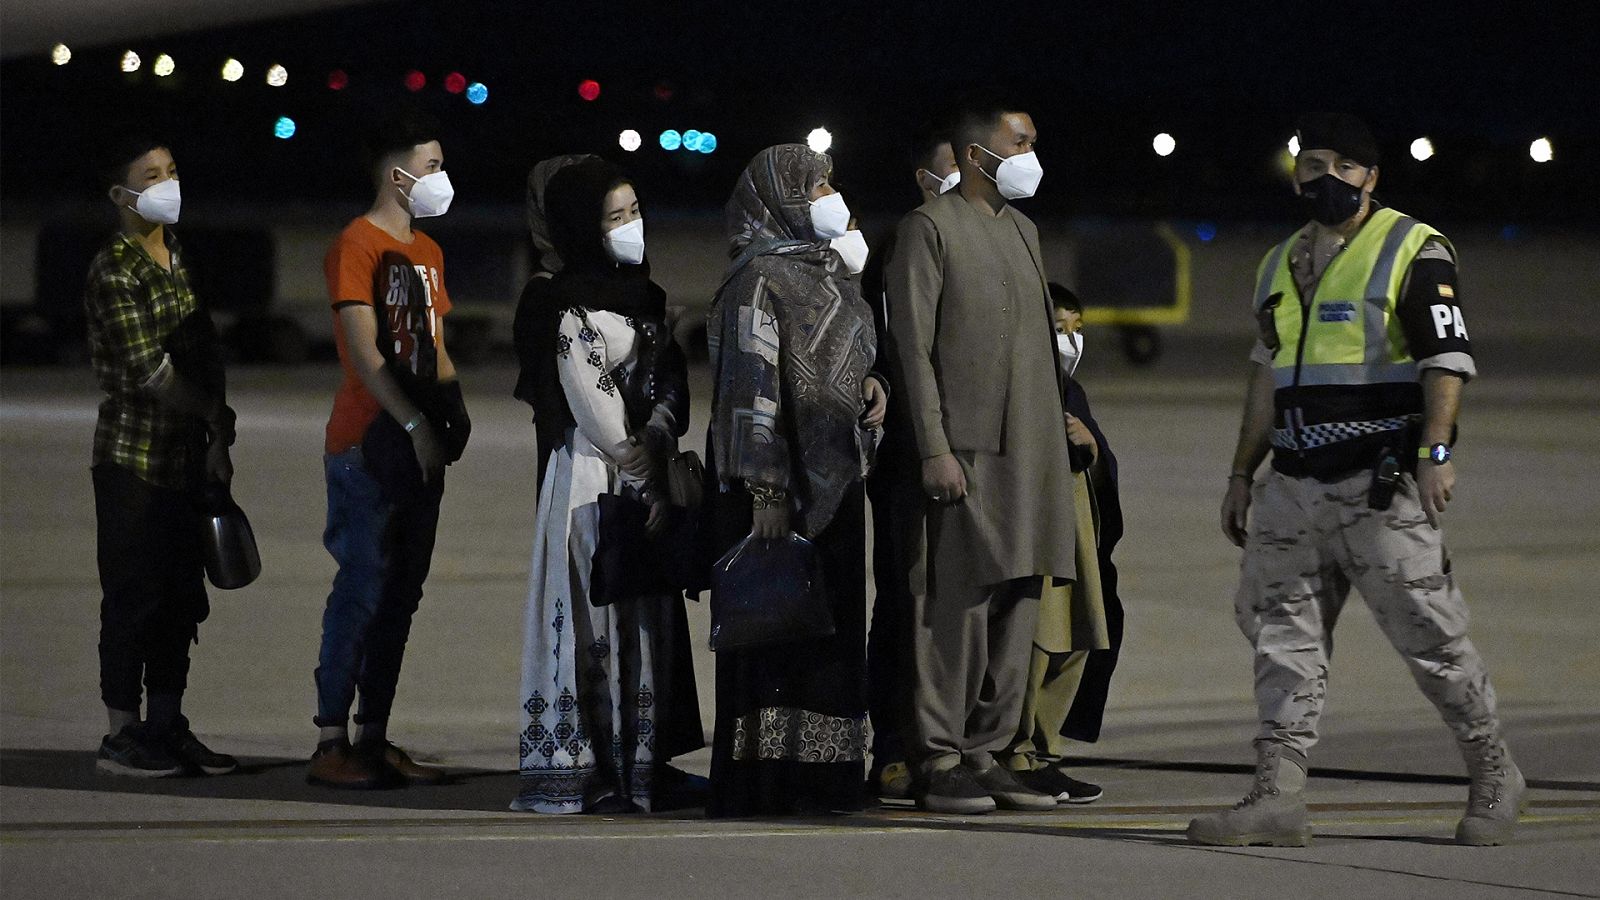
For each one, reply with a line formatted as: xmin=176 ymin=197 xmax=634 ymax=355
xmin=1296 ymin=172 xmax=1365 ymax=226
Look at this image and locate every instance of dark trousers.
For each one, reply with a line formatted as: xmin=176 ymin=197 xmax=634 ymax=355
xmin=314 ymin=448 xmax=443 ymax=727
xmin=93 ymin=463 xmax=209 ymax=712
xmin=864 ymin=445 xmax=918 ymax=766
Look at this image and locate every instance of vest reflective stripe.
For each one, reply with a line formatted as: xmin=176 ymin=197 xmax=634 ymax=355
xmin=1253 ymin=239 xmax=1291 ymax=312
xmin=1253 ymin=208 xmax=1449 ymax=389
xmin=1272 ymin=361 xmax=1417 ymax=389
xmin=1362 ymin=216 xmax=1421 ymax=369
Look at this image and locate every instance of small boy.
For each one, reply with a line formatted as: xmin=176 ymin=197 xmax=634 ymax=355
xmin=999 ymin=283 xmax=1126 ymax=803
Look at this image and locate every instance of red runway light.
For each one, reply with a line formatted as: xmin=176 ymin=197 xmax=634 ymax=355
xmin=444 ymin=72 xmax=466 ymax=94
xmin=578 ymin=79 xmax=601 ymax=102
xmin=653 ymin=82 xmax=674 ymax=101
xmin=327 ymin=69 xmax=349 ymax=90
xmin=404 ymin=70 xmax=426 ymax=92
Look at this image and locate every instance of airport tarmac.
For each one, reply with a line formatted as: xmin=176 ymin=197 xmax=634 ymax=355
xmin=3 ymin=355 xmax=1596 ymax=899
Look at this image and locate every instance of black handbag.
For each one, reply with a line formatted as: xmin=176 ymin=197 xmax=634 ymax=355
xmin=666 ymin=450 xmax=705 ymax=509
xmin=708 ymin=533 xmax=833 ymax=651
xmin=589 ymin=492 xmax=698 ymax=606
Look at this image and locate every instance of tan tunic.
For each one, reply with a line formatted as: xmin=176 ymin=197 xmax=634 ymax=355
xmin=887 ymin=193 xmax=1077 ymax=597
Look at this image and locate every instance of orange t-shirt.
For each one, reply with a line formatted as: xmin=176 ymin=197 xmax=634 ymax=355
xmin=324 ymin=217 xmax=452 ymax=453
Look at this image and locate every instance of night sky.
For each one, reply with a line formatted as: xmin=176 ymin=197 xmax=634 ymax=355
xmin=3 ymin=0 xmax=1597 ymax=226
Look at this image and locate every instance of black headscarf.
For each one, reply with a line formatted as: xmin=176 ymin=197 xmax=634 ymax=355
xmin=525 ymin=153 xmax=596 ymax=274
xmin=518 ymin=157 xmax=667 ymax=456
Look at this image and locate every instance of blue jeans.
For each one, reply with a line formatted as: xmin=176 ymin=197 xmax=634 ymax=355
xmin=314 ymin=448 xmax=443 ymax=727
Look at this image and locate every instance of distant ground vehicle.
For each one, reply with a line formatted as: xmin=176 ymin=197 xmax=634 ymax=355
xmin=1065 ymin=221 xmax=1192 ymax=366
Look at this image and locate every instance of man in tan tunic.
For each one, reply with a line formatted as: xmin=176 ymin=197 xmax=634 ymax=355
xmin=886 ymin=94 xmax=1077 ymax=814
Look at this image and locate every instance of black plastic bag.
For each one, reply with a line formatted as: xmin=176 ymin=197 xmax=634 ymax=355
xmin=360 ymin=382 xmax=466 ymax=505
xmin=708 ymin=533 xmax=832 ymax=652
xmin=590 ymin=492 xmax=698 ymax=606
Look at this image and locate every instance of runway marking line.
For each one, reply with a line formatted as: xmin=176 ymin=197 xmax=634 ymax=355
xmin=2 ymin=802 xmax=1595 ymax=846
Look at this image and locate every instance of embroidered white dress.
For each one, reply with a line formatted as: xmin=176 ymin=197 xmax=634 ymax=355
xmin=512 ymin=307 xmax=668 ymax=814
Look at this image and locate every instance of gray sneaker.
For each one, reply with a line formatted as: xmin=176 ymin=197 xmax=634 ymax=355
xmin=972 ymin=764 xmax=1058 ymax=812
xmin=1187 ymin=790 xmax=1311 ymax=847
xmin=96 ymin=724 xmax=183 ymax=778
xmin=1456 ymin=748 xmax=1527 ymax=846
xmin=918 ymin=765 xmax=997 ymax=815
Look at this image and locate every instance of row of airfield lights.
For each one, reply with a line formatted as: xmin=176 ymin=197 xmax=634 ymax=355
xmin=53 ymin=44 xmax=488 ymax=140
xmin=88 ymin=47 xmax=489 ymax=103
xmin=46 ymin=46 xmax=1564 ymax=164
xmin=1158 ymin=131 xmax=1556 ymax=164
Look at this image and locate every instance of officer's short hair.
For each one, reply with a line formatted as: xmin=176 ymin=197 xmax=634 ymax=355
xmin=1295 ymin=111 xmax=1381 ymax=167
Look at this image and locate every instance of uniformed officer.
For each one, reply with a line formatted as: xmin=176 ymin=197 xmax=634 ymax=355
xmin=1188 ymin=112 xmax=1523 ymax=847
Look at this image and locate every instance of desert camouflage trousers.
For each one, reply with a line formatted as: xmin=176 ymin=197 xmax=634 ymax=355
xmin=1234 ymin=468 xmax=1502 ymax=763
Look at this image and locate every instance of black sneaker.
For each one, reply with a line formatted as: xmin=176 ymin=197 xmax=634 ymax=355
xmin=917 ymin=765 xmax=998 ymax=814
xmin=161 ymin=717 xmax=239 ymax=775
xmin=1016 ymin=766 xmax=1104 ymax=805
xmin=972 ymin=764 xmax=1058 ymax=811
xmin=96 ymin=724 xmax=183 ymax=778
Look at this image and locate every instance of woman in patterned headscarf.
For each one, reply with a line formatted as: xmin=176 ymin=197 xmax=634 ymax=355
xmin=704 ymin=143 xmax=888 ymax=817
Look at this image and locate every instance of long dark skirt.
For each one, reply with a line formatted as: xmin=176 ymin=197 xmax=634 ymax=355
xmin=706 ymin=477 xmax=869 ymax=818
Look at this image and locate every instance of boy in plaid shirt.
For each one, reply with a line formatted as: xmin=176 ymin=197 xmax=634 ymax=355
xmin=86 ymin=136 xmax=238 ymax=777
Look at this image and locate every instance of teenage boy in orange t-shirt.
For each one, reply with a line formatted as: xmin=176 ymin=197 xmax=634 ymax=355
xmin=308 ymin=111 xmax=470 ymax=789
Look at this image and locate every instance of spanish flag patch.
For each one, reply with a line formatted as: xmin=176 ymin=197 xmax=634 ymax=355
xmin=1438 ymin=284 xmax=1456 ymax=298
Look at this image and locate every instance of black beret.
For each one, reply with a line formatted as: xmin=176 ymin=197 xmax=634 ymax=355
xmin=1295 ymin=112 xmax=1381 ymax=167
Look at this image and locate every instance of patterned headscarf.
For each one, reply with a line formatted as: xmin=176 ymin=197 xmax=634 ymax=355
xmin=722 ymin=143 xmax=835 ymax=285
xmin=526 ymin=153 xmax=597 ymax=274
xmin=709 ymin=144 xmax=877 ymax=538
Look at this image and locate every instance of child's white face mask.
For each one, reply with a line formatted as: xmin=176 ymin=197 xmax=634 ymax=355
xmin=1056 ymin=331 xmax=1083 ymax=377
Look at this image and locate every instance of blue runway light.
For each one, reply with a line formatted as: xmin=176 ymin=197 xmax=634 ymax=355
xmin=274 ymin=117 xmax=297 ymax=140
xmin=659 ymin=130 xmax=683 ymax=151
xmin=698 ymin=132 xmax=717 ymax=154
xmin=1195 ymin=221 xmax=1218 ymax=242
xmin=682 ymin=129 xmax=703 ymax=152
xmin=466 ymin=82 xmax=488 ymax=105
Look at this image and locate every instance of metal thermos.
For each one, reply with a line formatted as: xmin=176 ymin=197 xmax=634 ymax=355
xmin=201 ymin=483 xmax=261 ymax=590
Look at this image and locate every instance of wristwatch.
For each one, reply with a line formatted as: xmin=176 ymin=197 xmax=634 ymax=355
xmin=1419 ymin=443 xmax=1452 ymax=465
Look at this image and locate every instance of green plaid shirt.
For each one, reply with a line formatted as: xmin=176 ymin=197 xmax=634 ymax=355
xmin=85 ymin=230 xmax=219 ymax=490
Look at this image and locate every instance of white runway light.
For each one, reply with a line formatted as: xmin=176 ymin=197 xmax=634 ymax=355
xmin=1152 ymin=132 xmax=1176 ymax=157
xmin=1410 ymin=137 xmax=1435 ymax=161
xmin=221 ymin=58 xmax=244 ymax=82
xmin=51 ymin=44 xmax=71 ymax=66
xmin=1529 ymin=137 xmax=1553 ymax=163
xmin=120 ymin=50 xmax=141 ymax=73
xmin=266 ymin=64 xmax=288 ymax=87
xmin=619 ymin=129 xmax=642 ymax=152
xmin=153 ymin=54 xmax=175 ymax=77
xmin=807 ymin=127 xmax=832 ymax=154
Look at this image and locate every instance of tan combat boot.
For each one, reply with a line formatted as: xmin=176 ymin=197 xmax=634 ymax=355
xmin=1456 ymin=739 xmax=1527 ymax=846
xmin=1187 ymin=743 xmax=1312 ymax=847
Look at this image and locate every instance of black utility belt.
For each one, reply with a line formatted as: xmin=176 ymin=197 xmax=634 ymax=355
xmin=1271 ymin=435 xmax=1420 ymax=483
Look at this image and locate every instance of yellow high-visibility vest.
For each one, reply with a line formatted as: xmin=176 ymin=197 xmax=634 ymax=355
xmin=1253 ymin=206 xmax=1451 ymax=391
